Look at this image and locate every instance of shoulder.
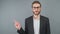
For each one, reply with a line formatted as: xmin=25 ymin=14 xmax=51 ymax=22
xmin=25 ymin=16 xmax=33 ymax=21
xmin=40 ymin=15 xmax=49 ymax=21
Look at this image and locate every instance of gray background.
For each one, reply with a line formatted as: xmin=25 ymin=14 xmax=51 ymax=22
xmin=0 ymin=0 xmax=60 ymax=34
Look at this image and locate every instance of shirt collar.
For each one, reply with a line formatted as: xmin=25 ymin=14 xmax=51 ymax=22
xmin=33 ymin=14 xmax=40 ymax=20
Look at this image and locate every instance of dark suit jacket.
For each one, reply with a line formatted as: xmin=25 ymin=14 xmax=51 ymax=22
xmin=17 ymin=15 xmax=50 ymax=34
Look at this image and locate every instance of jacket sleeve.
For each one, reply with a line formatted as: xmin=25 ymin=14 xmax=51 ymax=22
xmin=17 ymin=19 xmax=28 ymax=34
xmin=17 ymin=28 xmax=25 ymax=34
xmin=46 ymin=18 xmax=51 ymax=34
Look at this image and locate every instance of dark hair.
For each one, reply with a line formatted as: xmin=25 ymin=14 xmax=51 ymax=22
xmin=32 ymin=1 xmax=41 ymax=7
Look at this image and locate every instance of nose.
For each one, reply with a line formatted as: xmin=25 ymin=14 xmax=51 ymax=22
xmin=35 ymin=8 xmax=38 ymax=11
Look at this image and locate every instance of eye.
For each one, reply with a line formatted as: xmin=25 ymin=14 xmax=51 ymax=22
xmin=33 ymin=7 xmax=40 ymax=9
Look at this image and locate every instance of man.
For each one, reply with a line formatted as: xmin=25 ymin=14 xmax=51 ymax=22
xmin=14 ymin=1 xmax=50 ymax=34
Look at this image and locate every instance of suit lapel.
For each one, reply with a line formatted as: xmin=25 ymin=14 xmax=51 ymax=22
xmin=40 ymin=15 xmax=43 ymax=34
xmin=29 ymin=16 xmax=34 ymax=34
xmin=29 ymin=15 xmax=43 ymax=34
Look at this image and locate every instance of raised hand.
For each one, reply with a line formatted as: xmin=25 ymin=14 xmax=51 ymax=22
xmin=14 ymin=20 xmax=21 ymax=30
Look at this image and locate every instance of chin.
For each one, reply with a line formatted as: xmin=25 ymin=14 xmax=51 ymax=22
xmin=35 ymin=13 xmax=39 ymax=15
xmin=34 ymin=13 xmax=37 ymax=14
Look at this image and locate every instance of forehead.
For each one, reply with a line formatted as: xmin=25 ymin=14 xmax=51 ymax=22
xmin=33 ymin=3 xmax=40 ymax=7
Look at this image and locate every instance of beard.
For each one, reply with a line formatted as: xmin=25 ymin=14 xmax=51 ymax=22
xmin=33 ymin=11 xmax=40 ymax=15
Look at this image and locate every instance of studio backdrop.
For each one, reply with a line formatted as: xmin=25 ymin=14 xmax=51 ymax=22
xmin=0 ymin=0 xmax=60 ymax=34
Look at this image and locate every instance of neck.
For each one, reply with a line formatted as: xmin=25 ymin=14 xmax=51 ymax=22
xmin=33 ymin=14 xmax=40 ymax=20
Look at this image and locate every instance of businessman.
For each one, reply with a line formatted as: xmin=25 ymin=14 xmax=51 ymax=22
xmin=14 ymin=1 xmax=50 ymax=34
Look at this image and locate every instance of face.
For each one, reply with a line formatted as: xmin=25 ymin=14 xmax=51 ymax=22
xmin=32 ymin=3 xmax=41 ymax=15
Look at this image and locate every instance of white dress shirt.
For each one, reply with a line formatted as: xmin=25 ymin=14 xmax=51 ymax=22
xmin=33 ymin=15 xmax=40 ymax=34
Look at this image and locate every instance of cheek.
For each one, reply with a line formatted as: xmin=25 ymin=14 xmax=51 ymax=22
xmin=38 ymin=8 xmax=41 ymax=10
xmin=38 ymin=10 xmax=40 ymax=11
xmin=32 ymin=9 xmax=35 ymax=12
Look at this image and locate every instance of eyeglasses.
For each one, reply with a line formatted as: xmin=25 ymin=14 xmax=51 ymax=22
xmin=32 ymin=7 xmax=40 ymax=9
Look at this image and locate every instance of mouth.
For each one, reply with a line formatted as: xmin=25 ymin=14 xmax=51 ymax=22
xmin=35 ymin=11 xmax=38 ymax=12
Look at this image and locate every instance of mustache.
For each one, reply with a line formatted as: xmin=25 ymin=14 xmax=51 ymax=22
xmin=33 ymin=11 xmax=40 ymax=15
